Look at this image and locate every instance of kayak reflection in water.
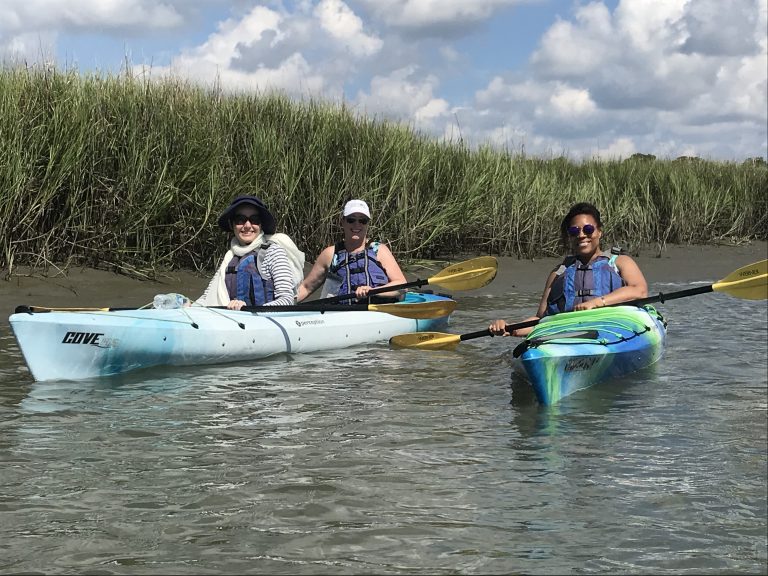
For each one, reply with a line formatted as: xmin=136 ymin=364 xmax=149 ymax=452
xmin=297 ymin=199 xmax=407 ymax=304
xmin=489 ymin=201 xmax=649 ymax=337
xmin=195 ymin=195 xmax=305 ymax=311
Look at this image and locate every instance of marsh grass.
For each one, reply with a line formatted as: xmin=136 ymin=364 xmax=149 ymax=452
xmin=1 ymin=65 xmax=766 ymax=279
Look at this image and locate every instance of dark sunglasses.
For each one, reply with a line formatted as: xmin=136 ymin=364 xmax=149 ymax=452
xmin=232 ymin=214 xmax=261 ymax=226
xmin=567 ymin=224 xmax=596 ymax=237
xmin=345 ymin=217 xmax=370 ymax=225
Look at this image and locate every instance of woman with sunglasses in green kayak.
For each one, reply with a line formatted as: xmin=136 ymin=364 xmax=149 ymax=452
xmin=489 ymin=202 xmax=649 ymax=337
xmin=298 ymin=199 xmax=406 ymax=304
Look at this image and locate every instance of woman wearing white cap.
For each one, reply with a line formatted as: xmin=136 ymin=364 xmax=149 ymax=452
xmin=297 ymin=199 xmax=406 ymax=303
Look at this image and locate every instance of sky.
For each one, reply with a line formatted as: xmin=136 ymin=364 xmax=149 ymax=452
xmin=1 ymin=0 xmax=766 ymax=162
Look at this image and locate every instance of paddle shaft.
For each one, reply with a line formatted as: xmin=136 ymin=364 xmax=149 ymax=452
xmin=623 ymin=285 xmax=712 ymax=307
xmin=460 ymin=285 xmax=715 ymax=342
xmin=460 ymin=318 xmax=541 ymax=342
xmin=390 ymin=259 xmax=766 ymax=350
xmin=15 ymin=299 xmax=454 ymax=321
xmin=497 ymin=286 xmax=713 ymax=333
xmin=299 ymin=278 xmax=427 ymax=305
xmin=297 ymin=256 xmax=498 ymax=306
xmin=230 ymin=304 xmax=378 ymax=313
xmin=16 ymin=303 xmax=411 ymax=314
xmin=223 ymin=301 xmax=456 ymax=319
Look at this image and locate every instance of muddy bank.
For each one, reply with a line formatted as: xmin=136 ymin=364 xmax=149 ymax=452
xmin=1 ymin=242 xmax=765 ymax=320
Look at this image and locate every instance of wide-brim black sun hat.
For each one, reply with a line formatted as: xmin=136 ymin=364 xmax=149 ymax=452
xmin=217 ymin=195 xmax=277 ymax=234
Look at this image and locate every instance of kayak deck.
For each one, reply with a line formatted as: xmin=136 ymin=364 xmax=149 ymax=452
xmin=9 ymin=292 xmax=453 ymax=382
xmin=515 ymin=305 xmax=667 ymax=405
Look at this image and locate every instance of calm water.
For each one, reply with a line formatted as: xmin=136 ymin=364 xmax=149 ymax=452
xmin=1 ymin=284 xmax=766 ymax=575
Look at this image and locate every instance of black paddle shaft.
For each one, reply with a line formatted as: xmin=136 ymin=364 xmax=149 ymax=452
xmin=14 ymin=303 xmax=380 ymax=314
xmin=625 ymin=284 xmax=713 ymax=307
xmin=296 ymin=279 xmax=426 ymax=306
xmin=15 ymin=305 xmax=140 ymax=314
xmin=456 ymin=283 xmax=719 ymax=345
xmin=460 ymin=318 xmax=541 ymax=342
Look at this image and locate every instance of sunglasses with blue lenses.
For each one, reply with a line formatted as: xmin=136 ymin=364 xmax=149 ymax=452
xmin=567 ymin=224 xmax=596 ymax=237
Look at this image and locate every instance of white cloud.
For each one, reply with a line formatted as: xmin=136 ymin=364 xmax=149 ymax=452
xmin=613 ymin=0 xmax=687 ymax=53
xmin=503 ymin=0 xmax=767 ymax=158
xmin=0 ymin=31 xmax=56 ymax=62
xmin=415 ymin=97 xmax=450 ymax=123
xmin=0 ymin=0 xmax=184 ymax=60
xmin=314 ymin=0 xmax=382 ymax=57
xmin=137 ymin=6 xmax=327 ymax=97
xmin=185 ymin=6 xmax=283 ymax=69
xmin=591 ymin=137 xmax=636 ymax=160
xmin=475 ymin=77 xmax=549 ymax=106
xmin=353 ymin=0 xmax=520 ymax=35
xmin=355 ymin=66 xmax=452 ymax=131
xmin=133 ymin=1 xmax=390 ymax=99
xmin=679 ymin=0 xmax=761 ymax=56
xmin=1 ymin=0 xmax=765 ymax=161
xmin=531 ymin=2 xmax=617 ymax=77
xmin=547 ymin=85 xmax=597 ymax=118
xmin=0 ymin=0 xmax=184 ymax=33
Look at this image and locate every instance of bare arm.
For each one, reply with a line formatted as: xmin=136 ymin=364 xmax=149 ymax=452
xmin=489 ymin=269 xmax=558 ymax=337
xmin=297 ymin=245 xmax=334 ymax=302
xmin=535 ymin=270 xmax=559 ymax=318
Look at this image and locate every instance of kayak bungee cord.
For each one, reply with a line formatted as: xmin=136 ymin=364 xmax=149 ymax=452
xmin=177 ymin=306 xmax=199 ymax=329
xmin=190 ymin=303 xmax=246 ymax=329
xmin=14 ymin=304 xmax=202 ymax=328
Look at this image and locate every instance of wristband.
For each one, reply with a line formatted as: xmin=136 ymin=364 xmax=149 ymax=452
xmin=601 ymin=296 xmax=607 ymax=307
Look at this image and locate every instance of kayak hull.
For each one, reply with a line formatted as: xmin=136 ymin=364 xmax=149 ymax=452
xmin=516 ymin=305 xmax=667 ymax=405
xmin=9 ymin=293 xmax=452 ymax=382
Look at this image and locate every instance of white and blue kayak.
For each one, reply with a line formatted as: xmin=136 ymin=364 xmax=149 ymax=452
xmin=513 ymin=305 xmax=667 ymax=405
xmin=9 ymin=292 xmax=453 ymax=382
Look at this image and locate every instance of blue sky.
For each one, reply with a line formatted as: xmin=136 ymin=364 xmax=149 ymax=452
xmin=1 ymin=0 xmax=766 ymax=161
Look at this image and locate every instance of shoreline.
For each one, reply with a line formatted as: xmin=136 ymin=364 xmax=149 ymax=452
xmin=1 ymin=241 xmax=765 ymax=320
xmin=486 ymin=241 xmax=767 ymax=295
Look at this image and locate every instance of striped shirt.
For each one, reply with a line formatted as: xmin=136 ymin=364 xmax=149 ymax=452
xmin=259 ymin=243 xmax=296 ymax=306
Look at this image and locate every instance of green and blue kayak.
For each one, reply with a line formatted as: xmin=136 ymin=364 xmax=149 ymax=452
xmin=514 ymin=305 xmax=667 ymax=405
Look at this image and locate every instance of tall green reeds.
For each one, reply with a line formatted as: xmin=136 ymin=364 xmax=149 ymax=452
xmin=1 ymin=65 xmax=766 ymax=278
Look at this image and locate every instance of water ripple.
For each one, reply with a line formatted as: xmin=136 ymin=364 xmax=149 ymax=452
xmin=0 ymin=292 xmax=766 ymax=574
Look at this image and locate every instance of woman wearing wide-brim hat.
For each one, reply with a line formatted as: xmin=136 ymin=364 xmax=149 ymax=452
xmin=195 ymin=196 xmax=305 ymax=310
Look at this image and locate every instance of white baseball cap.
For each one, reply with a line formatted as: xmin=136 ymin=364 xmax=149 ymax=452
xmin=342 ymin=199 xmax=371 ymax=218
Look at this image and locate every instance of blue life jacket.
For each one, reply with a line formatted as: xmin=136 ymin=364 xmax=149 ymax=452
xmin=545 ymin=248 xmax=624 ymax=316
xmin=225 ymin=245 xmax=274 ymax=306
xmin=324 ymin=241 xmax=389 ymax=304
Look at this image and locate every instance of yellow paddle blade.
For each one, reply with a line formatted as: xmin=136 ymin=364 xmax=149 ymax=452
xmin=370 ymin=300 xmax=457 ymax=319
xmin=712 ymin=259 xmax=767 ymax=300
xmin=389 ymin=331 xmax=462 ymax=350
xmin=428 ymin=256 xmax=498 ymax=291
